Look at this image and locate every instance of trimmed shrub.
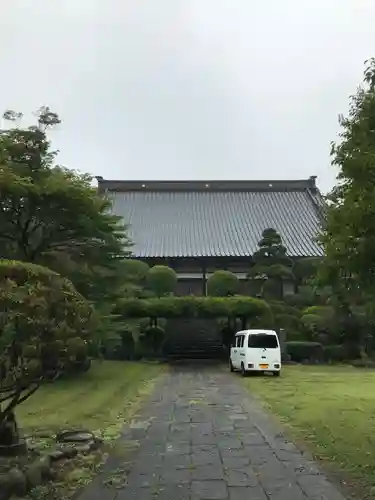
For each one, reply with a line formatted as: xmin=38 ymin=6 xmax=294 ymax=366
xmin=123 ymin=259 xmax=149 ymax=283
xmin=323 ymin=344 xmax=346 ymax=363
xmin=285 ymin=329 xmax=306 ymax=341
xmin=120 ymin=296 xmax=272 ymax=324
xmin=286 ymin=341 xmax=324 ymax=362
xmin=207 ymin=271 xmax=239 ymax=297
xmin=303 ymin=305 xmax=335 ymax=319
xmin=146 ymin=265 xmax=177 ymax=296
xmin=275 ymin=313 xmax=302 ymax=330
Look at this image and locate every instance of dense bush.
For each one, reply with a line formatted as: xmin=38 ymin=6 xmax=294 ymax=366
xmin=286 ymin=341 xmax=324 ymax=362
xmin=99 ymin=327 xmax=136 ymax=361
xmin=351 ymin=358 xmax=375 ymax=368
xmin=323 ymin=344 xmax=346 ymax=363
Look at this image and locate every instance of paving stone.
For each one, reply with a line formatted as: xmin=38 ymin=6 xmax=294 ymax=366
xmin=153 ymin=485 xmax=192 ymax=500
xmin=217 ymin=438 xmax=243 ymax=450
xmin=117 ymin=488 xmax=156 ymax=500
xmin=163 ymin=453 xmax=192 ymax=469
xmin=192 ymin=433 xmax=216 ymax=445
xmin=191 ymin=480 xmax=228 ymax=499
xmin=220 ymin=448 xmax=248 ymax=461
xmin=191 ymin=422 xmax=213 ymax=434
xmin=173 ymin=411 xmax=192 ymax=423
xmin=298 ymin=475 xmax=347 ymax=500
xmin=245 ymin=445 xmax=277 ymax=465
xmin=126 ymin=471 xmax=161 ymax=488
xmin=213 ymin=422 xmax=235 ymax=432
xmin=191 ymin=464 xmax=225 ymax=481
xmin=165 ymin=441 xmax=191 ymax=455
xmin=118 ymin=486 xmax=190 ymax=500
xmin=130 ymin=460 xmax=162 ymax=475
xmin=140 ymin=441 xmax=166 ymax=454
xmin=77 ymin=367 xmax=349 ymax=500
xmin=241 ymin=432 xmax=267 ymax=446
xmin=147 ymin=422 xmax=171 ymax=436
xmin=229 ymin=486 xmax=268 ymax=500
xmin=136 ymin=451 xmax=164 ymax=464
xmin=283 ymin=457 xmax=323 ymax=476
xmin=192 ymin=451 xmax=222 ymax=467
xmin=160 ymin=467 xmax=191 ymax=484
xmin=77 ymin=482 xmax=118 ymax=500
xmin=265 ymin=485 xmax=308 ymax=500
xmin=225 ymin=467 xmax=259 ymax=487
xmin=260 ymin=473 xmax=307 ymax=495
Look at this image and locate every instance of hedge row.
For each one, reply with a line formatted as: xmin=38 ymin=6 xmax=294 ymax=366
xmin=119 ymin=296 xmax=272 ymax=321
xmin=286 ymin=341 xmax=348 ymax=363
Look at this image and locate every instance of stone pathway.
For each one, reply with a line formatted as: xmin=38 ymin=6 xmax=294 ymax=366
xmin=78 ymin=364 xmax=347 ymax=500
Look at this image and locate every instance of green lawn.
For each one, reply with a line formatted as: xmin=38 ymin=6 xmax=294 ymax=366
xmin=14 ymin=360 xmax=164 ymax=499
xmin=244 ymin=366 xmax=375 ymax=498
xmin=17 ymin=360 xmax=164 ymax=435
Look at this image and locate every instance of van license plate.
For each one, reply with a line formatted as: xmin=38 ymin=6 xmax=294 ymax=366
xmin=259 ymin=364 xmax=269 ymax=369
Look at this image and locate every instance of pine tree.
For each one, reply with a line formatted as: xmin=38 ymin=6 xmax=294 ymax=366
xmin=249 ymin=228 xmax=294 ymax=300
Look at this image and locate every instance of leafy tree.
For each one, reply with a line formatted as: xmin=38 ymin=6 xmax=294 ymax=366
xmin=268 ymin=300 xmax=302 ymax=339
xmin=320 ymin=59 xmax=375 ymax=355
xmin=293 ymin=258 xmax=320 ymax=285
xmin=320 ymin=59 xmax=375 ymax=296
xmin=0 ymin=108 xmax=132 ymax=308
xmin=207 ymin=270 xmax=239 ymax=297
xmin=249 ymin=228 xmax=294 ymax=300
xmin=146 ymin=265 xmax=177 ymax=297
xmin=0 ymin=260 xmax=95 ymax=448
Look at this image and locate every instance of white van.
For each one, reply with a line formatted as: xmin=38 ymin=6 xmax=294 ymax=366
xmin=230 ymin=329 xmax=281 ymax=377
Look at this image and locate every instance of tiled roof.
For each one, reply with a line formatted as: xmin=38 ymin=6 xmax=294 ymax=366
xmin=100 ymin=179 xmax=324 ymax=258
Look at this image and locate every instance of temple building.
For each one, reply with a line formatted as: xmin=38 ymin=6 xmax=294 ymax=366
xmin=97 ymin=176 xmax=324 ymax=296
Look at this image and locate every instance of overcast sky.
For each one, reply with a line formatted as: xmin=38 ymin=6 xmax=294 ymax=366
xmin=0 ymin=1 xmax=373 ymax=193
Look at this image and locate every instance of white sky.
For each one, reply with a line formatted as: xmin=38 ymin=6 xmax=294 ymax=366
xmin=0 ymin=0 xmax=373 ymax=193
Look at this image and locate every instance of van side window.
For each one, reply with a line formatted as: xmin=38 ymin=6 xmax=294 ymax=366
xmin=240 ymin=336 xmax=245 ymax=348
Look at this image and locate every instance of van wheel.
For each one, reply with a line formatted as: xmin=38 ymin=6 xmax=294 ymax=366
xmin=241 ymin=363 xmax=247 ymax=377
xmin=273 ymin=371 xmax=281 ymax=377
xmin=230 ymin=360 xmax=234 ymax=372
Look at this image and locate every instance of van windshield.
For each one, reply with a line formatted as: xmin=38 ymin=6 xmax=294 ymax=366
xmin=248 ymin=334 xmax=278 ymax=349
